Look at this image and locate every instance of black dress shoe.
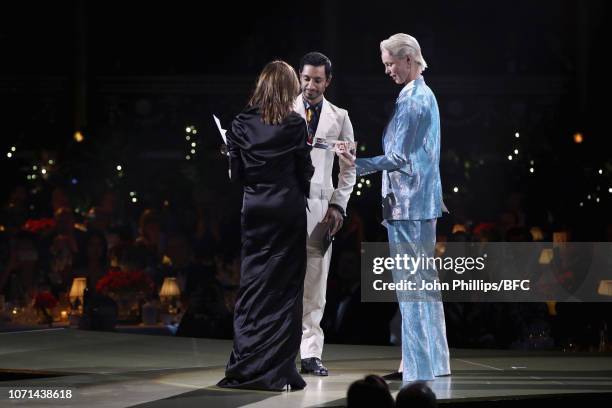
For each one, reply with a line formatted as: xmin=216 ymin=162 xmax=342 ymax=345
xmin=382 ymin=371 xmax=403 ymax=380
xmin=300 ymin=357 xmax=329 ymax=376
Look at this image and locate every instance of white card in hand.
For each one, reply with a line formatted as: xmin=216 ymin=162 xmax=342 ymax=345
xmin=313 ymin=138 xmax=357 ymax=155
xmin=213 ymin=114 xmax=227 ymax=144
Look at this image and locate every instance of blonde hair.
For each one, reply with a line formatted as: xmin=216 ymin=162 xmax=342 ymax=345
xmin=248 ymin=60 xmax=300 ymax=125
xmin=380 ymin=33 xmax=428 ymax=74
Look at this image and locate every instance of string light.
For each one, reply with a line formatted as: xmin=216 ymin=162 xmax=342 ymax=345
xmin=74 ymin=131 xmax=84 ymax=142
xmin=573 ymin=132 xmax=583 ymax=144
xmin=515 ymin=132 xmax=520 ymax=138
xmin=514 ymin=149 xmax=519 ymax=155
xmin=598 ymin=169 xmax=603 ymax=175
xmin=453 ymin=186 xmax=459 ymax=193
xmin=185 ymin=124 xmax=198 ymax=160
xmin=6 ymin=152 xmax=12 ymax=158
xmin=529 ymin=167 xmax=534 ymax=173
xmin=508 ymin=155 xmax=513 ymax=161
xmin=116 ymin=165 xmax=122 ymax=171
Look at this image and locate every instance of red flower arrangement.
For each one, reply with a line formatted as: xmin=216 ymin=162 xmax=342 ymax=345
xmin=96 ymin=268 xmax=154 ymax=296
xmin=34 ymin=291 xmax=58 ymax=309
xmin=24 ymin=218 xmax=56 ymax=234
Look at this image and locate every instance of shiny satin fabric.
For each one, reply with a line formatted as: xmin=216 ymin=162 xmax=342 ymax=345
xmin=218 ymin=107 xmax=314 ymax=391
xmin=355 ymin=76 xmax=446 ymax=221
xmin=387 ymin=219 xmax=451 ymax=383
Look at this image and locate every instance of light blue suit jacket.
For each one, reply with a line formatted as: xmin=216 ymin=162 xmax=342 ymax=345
xmin=356 ymin=76 xmax=446 ymax=221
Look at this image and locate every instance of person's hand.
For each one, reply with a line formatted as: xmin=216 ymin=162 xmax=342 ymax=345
xmin=338 ymin=151 xmax=355 ymax=166
xmin=334 ymin=141 xmax=356 ymax=166
xmin=322 ymin=206 xmax=344 ymax=236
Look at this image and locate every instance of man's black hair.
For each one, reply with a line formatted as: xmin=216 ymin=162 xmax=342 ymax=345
xmin=299 ymin=52 xmax=332 ymax=79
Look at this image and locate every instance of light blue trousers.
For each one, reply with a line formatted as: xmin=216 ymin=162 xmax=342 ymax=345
xmin=387 ymin=219 xmax=451 ymax=382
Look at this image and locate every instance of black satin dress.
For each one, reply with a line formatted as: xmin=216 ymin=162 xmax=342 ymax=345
xmin=217 ymin=106 xmax=314 ymax=391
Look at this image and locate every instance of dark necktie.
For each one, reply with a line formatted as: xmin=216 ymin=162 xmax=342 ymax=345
xmin=306 ymin=106 xmax=316 ymax=145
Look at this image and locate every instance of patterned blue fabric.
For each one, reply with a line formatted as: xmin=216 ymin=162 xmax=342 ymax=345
xmin=387 ymin=219 xmax=451 ymax=383
xmin=355 ymin=76 xmax=446 ymax=221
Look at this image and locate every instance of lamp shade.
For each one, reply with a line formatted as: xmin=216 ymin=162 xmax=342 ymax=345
xmin=69 ymin=277 xmax=87 ymax=301
xmin=538 ymin=248 xmax=554 ymax=265
xmin=159 ymin=277 xmax=180 ymax=298
xmin=598 ymin=280 xmax=612 ymax=297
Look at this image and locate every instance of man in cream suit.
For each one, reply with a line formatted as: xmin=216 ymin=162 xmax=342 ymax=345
xmin=294 ymin=52 xmax=356 ymax=376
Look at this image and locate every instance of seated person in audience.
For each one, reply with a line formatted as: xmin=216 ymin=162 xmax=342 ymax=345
xmin=395 ymin=381 xmax=437 ymax=408
xmin=346 ymin=374 xmax=394 ymax=408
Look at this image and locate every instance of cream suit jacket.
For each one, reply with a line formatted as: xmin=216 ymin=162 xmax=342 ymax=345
xmin=294 ymin=95 xmax=356 ymax=212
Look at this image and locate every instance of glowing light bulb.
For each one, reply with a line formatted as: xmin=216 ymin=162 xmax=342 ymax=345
xmin=573 ymin=132 xmax=583 ymax=143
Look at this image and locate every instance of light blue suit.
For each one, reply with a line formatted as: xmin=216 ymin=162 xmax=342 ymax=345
xmin=356 ymin=76 xmax=450 ymax=382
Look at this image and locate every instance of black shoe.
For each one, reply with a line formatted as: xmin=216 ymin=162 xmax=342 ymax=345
xmin=300 ymin=357 xmax=329 ymax=376
xmin=382 ymin=371 xmax=403 ymax=380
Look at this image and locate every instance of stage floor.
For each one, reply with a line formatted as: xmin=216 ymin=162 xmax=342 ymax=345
xmin=1 ymin=328 xmax=611 ymax=407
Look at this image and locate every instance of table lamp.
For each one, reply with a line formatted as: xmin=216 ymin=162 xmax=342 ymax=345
xmin=159 ymin=277 xmax=180 ymax=314
xmin=69 ymin=277 xmax=87 ymax=314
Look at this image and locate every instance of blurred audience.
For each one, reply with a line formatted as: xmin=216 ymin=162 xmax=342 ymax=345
xmin=346 ymin=374 xmax=394 ymax=408
xmin=395 ymin=381 xmax=437 ymax=408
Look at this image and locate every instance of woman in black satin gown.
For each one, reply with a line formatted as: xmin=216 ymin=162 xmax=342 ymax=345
xmin=217 ymin=60 xmax=314 ymax=391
